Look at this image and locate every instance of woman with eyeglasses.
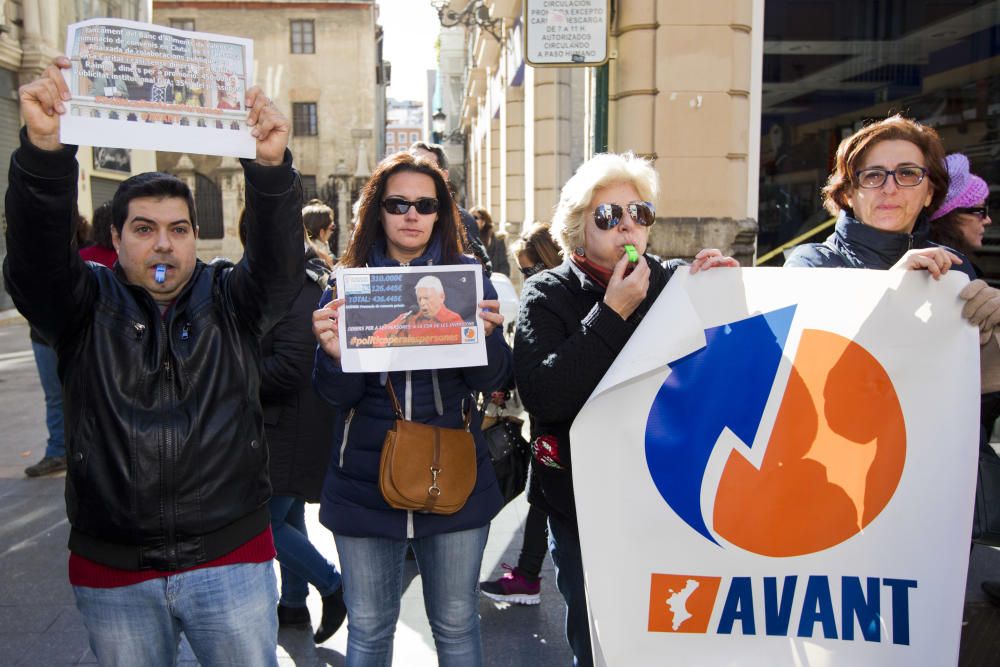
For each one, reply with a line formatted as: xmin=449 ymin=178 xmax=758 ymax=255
xmin=310 ymin=151 xmax=511 ymax=665
xmin=784 ymin=115 xmax=979 ymax=279
xmin=928 ymin=153 xmax=992 ymax=276
xmin=470 ymin=206 xmax=510 ymax=277
xmin=513 ymin=153 xmax=737 ymax=666
xmin=784 ymin=115 xmax=1000 ymax=355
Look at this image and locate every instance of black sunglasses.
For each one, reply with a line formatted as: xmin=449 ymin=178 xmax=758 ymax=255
xmin=519 ymin=261 xmax=547 ymax=278
xmin=382 ymin=197 xmax=440 ymax=215
xmin=593 ymin=201 xmax=656 ymax=230
xmin=956 ymin=204 xmax=990 ymax=220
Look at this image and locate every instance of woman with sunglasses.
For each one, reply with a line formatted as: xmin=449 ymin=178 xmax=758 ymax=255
xmin=929 ymin=153 xmax=992 ymax=276
xmin=310 ymin=151 xmax=511 ymax=666
xmin=510 ymin=221 xmax=562 ymax=279
xmin=513 ymin=153 xmax=736 ymax=666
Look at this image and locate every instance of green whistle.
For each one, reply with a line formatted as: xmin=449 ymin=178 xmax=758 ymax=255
xmin=624 ymin=244 xmax=638 ymax=263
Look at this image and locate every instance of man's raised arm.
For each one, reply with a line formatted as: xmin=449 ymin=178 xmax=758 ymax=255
xmin=2 ymin=56 xmax=95 ymax=347
xmin=227 ymin=87 xmax=305 ymax=336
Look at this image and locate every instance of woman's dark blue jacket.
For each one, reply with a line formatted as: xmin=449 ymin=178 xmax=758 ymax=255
xmin=785 ymin=210 xmax=976 ymax=281
xmin=313 ymin=239 xmax=510 ymax=539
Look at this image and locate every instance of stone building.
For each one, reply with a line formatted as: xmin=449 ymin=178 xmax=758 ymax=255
xmin=152 ymin=0 xmax=383 ymax=261
xmin=448 ymin=0 xmax=1000 ymax=284
xmin=450 ymin=0 xmax=760 ymax=287
xmin=0 ymin=0 xmax=156 ymax=309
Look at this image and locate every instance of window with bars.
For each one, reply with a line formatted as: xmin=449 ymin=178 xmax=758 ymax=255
xmin=292 ymin=103 xmax=318 ymax=136
xmin=169 ymin=18 xmax=195 ymax=31
xmin=290 ymin=20 xmax=315 ymax=54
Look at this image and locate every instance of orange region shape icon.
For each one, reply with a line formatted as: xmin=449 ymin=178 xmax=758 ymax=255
xmin=714 ymin=329 xmax=906 ymax=556
xmin=648 ymin=574 xmax=722 ymax=633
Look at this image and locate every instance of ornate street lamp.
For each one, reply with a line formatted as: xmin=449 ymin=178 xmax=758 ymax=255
xmin=431 ymin=1 xmax=503 ymax=42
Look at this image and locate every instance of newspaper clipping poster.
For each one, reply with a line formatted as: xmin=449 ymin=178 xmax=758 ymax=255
xmin=337 ymin=265 xmax=486 ymax=373
xmin=61 ymin=19 xmax=255 ymax=158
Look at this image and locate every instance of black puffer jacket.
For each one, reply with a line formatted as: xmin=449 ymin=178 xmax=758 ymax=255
xmin=513 ymin=257 xmax=682 ymax=526
xmin=2 ymin=130 xmax=304 ymax=570
xmin=262 ymin=257 xmax=336 ymax=502
xmin=785 ymin=211 xmax=976 ymax=281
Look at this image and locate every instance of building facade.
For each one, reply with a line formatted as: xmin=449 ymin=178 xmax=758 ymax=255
xmin=384 ymin=97 xmax=423 ymax=157
xmin=152 ymin=0 xmax=380 ymax=261
xmin=452 ymin=0 xmax=761 ymax=290
xmin=453 ymin=0 xmax=1000 ymax=285
xmin=0 ymin=0 xmax=156 ymax=309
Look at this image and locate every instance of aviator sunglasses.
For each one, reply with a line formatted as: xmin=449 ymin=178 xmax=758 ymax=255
xmin=593 ymin=201 xmax=656 ymax=230
xmin=382 ymin=197 xmax=440 ymax=215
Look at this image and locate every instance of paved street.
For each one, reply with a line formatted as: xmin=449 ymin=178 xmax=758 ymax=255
xmin=1 ymin=313 xmax=999 ymax=665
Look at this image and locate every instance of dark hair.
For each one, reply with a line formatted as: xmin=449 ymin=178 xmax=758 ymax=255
xmin=111 ymin=172 xmax=196 ymax=233
xmin=339 ymin=152 xmax=463 ymax=268
xmin=511 ymin=222 xmax=562 ymax=269
xmin=822 ymin=114 xmax=948 ymax=218
xmin=469 ymin=206 xmax=495 ymax=241
xmin=91 ymin=202 xmax=114 ymax=250
xmin=303 ymin=198 xmax=336 ymax=256
xmin=929 ymin=210 xmax=978 ymax=257
xmin=409 ymin=141 xmax=448 ymax=171
xmin=74 ymin=207 xmax=92 ymax=248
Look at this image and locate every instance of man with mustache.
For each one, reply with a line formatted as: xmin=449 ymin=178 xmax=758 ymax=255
xmin=3 ymin=56 xmax=303 ymax=665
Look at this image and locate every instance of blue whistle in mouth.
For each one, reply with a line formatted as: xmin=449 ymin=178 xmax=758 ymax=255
xmin=154 ymin=264 xmax=167 ymax=284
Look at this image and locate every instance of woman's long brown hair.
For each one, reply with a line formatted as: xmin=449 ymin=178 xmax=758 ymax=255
xmin=339 ymin=152 xmax=463 ymax=268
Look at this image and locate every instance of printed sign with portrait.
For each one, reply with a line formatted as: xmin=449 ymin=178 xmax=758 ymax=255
xmin=336 ymin=264 xmax=486 ymax=372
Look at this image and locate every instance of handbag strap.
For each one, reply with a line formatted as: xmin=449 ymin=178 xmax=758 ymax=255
xmin=385 ymin=376 xmax=473 ymax=430
xmin=385 ymin=377 xmax=404 ymax=420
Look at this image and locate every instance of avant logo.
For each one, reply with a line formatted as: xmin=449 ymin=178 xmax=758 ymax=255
xmin=644 ymin=306 xmax=906 ymax=557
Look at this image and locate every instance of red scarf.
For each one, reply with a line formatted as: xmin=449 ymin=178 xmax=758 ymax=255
xmin=571 ymin=254 xmax=638 ymax=289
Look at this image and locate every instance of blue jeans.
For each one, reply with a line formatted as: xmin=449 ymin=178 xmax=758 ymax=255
xmin=73 ymin=561 xmax=278 ymax=666
xmin=31 ymin=342 xmax=64 ymax=458
xmin=548 ymin=514 xmax=594 ymax=667
xmin=268 ymin=495 xmax=342 ymax=607
xmin=334 ymin=525 xmax=489 ymax=667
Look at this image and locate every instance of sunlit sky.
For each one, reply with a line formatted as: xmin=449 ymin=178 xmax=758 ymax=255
xmin=377 ymin=0 xmax=441 ymax=103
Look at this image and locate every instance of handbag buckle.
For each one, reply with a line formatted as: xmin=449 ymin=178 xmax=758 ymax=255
xmin=428 ymin=466 xmax=442 ymax=497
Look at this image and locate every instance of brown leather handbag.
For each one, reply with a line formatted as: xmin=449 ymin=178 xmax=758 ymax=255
xmin=378 ymin=378 xmax=477 ymax=515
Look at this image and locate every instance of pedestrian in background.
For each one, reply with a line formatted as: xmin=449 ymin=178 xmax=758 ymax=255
xmin=929 ymin=153 xmax=991 ymax=276
xmin=303 ymin=198 xmax=337 ymax=266
xmin=410 ymin=141 xmax=493 ymax=275
xmin=480 ymin=222 xmax=562 ymax=605
xmin=926 ymin=153 xmax=1000 ymax=606
xmin=471 ymin=206 xmax=510 ymax=276
xmin=311 ymin=150 xmax=511 ymax=666
xmin=238 ymin=209 xmax=348 ymax=644
xmin=78 ymin=202 xmax=118 ymax=268
xmin=514 ymin=152 xmax=737 ymax=666
xmin=4 ymin=56 xmax=303 ymax=665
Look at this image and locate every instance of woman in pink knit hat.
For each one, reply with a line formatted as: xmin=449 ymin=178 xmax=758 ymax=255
xmin=929 ymin=153 xmax=992 ymax=276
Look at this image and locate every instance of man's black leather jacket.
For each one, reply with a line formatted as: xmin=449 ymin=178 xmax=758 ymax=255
xmin=3 ymin=130 xmax=304 ymax=570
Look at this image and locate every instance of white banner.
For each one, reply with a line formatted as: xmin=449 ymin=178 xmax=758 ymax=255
xmin=571 ymin=267 xmax=979 ymax=666
xmin=62 ymin=19 xmax=255 ymax=158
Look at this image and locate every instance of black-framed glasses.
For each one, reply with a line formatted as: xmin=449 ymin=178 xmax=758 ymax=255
xmin=593 ymin=201 xmax=656 ymax=230
xmin=854 ymin=166 xmax=928 ymax=189
xmin=519 ymin=261 xmax=546 ymax=278
xmin=956 ymin=205 xmax=990 ymax=220
xmin=381 ymin=197 xmax=440 ymax=215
